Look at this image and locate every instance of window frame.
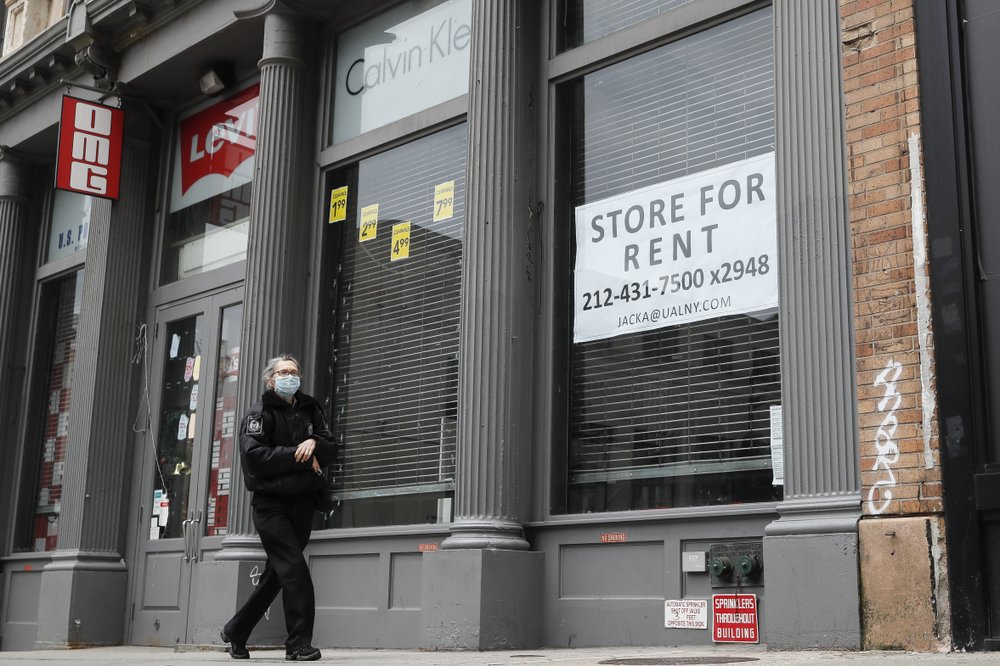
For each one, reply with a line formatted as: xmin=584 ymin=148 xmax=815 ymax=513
xmin=4 ymin=169 xmax=90 ymax=555
xmin=308 ymin=8 xmax=472 ymax=535
xmin=533 ymin=0 xmax=780 ymax=523
xmin=12 ymin=259 xmax=86 ymax=553
xmin=320 ymin=124 xmax=469 ymax=528
xmin=153 ymin=81 xmax=262 ymax=290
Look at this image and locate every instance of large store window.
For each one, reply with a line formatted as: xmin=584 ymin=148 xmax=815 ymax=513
xmin=556 ymin=8 xmax=782 ymax=514
xmin=557 ymin=0 xmax=695 ymax=52
xmin=330 ymin=0 xmax=472 ymax=144
xmin=160 ymin=184 xmax=251 ymax=283
xmin=16 ymin=269 xmax=84 ymax=551
xmin=321 ymin=124 xmax=467 ymax=528
xmin=160 ymin=84 xmax=258 ymax=283
xmin=46 ymin=191 xmax=91 ymax=262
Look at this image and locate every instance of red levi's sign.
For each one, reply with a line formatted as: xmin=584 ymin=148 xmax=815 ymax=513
xmin=55 ymin=96 xmax=125 ymax=200
xmin=712 ymin=593 xmax=759 ymax=643
xmin=178 ymin=83 xmax=259 ymax=201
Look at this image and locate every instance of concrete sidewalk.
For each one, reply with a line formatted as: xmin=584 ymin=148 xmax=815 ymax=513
xmin=0 ymin=646 xmax=996 ymax=665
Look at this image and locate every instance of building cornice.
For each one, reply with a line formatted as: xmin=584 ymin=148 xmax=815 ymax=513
xmin=234 ymin=0 xmax=340 ymax=21
xmin=0 ymin=0 xmax=203 ymax=122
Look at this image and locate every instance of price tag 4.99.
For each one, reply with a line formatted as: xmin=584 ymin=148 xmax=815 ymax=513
xmin=391 ymin=222 xmax=411 ymax=261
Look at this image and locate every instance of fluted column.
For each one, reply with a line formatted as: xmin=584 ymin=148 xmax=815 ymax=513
xmin=440 ymin=0 xmax=536 ymax=552
xmin=58 ymin=143 xmax=150 ymax=554
xmin=37 ymin=130 xmax=153 ymax=648
xmin=0 ymin=150 xmax=30 ymax=426
xmin=422 ymin=0 xmax=543 ymax=650
xmin=774 ymin=0 xmax=859 ymax=506
xmin=221 ymin=10 xmax=309 ymax=554
xmin=763 ymin=0 xmax=861 ymax=649
xmin=0 ymin=150 xmax=31 ymax=553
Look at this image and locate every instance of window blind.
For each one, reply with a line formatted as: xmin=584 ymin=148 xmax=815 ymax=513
xmin=567 ymin=9 xmax=780 ymax=499
xmin=22 ymin=270 xmax=83 ymax=551
xmin=559 ymin=0 xmax=696 ymax=51
xmin=330 ymin=124 xmax=467 ymax=502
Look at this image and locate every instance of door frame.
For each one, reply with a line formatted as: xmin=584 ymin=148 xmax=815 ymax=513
xmin=124 ymin=283 xmax=243 ymax=645
xmin=916 ymin=0 xmax=994 ymax=650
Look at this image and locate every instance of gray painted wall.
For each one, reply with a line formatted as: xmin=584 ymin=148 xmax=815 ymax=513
xmin=0 ymin=0 xmax=865 ymax=652
xmin=534 ymin=512 xmax=774 ymax=647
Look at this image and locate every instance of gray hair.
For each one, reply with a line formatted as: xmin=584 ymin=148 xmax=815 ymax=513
xmin=261 ymin=353 xmax=300 ymax=384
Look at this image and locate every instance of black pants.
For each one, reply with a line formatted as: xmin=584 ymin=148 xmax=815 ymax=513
xmin=224 ymin=496 xmax=316 ymax=651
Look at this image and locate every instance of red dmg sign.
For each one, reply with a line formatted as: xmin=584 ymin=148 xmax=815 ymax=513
xmin=55 ymin=96 xmax=125 ymax=200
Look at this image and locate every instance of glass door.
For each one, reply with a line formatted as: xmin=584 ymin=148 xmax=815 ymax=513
xmin=130 ymin=288 xmax=242 ymax=646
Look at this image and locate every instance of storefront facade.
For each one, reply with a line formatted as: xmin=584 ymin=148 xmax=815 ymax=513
xmin=0 ymin=0 xmax=993 ymax=653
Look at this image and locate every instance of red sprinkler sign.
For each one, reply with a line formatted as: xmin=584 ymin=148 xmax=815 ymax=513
xmin=712 ymin=593 xmax=759 ymax=643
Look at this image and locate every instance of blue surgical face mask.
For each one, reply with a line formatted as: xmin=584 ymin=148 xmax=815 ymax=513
xmin=273 ymin=375 xmax=300 ymax=398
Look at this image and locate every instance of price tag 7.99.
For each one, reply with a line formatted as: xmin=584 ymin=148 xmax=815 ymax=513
xmin=433 ymin=181 xmax=455 ymax=221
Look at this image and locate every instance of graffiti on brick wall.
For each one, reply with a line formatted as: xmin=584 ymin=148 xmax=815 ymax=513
xmin=868 ymin=359 xmax=903 ymax=514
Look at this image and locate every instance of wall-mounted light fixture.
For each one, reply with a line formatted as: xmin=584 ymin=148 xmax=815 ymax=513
xmin=198 ymin=67 xmax=227 ymax=96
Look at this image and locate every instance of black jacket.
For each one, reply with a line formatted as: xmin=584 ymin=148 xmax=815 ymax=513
xmin=238 ymin=389 xmax=337 ymax=503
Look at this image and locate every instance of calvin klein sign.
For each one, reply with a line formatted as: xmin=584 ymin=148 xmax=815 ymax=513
xmin=333 ymin=0 xmax=472 ymax=143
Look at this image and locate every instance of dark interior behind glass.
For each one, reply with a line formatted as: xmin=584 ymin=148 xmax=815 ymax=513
xmin=557 ymin=7 xmax=782 ymax=513
xmin=321 ymin=124 xmax=467 ymax=528
xmin=557 ymin=0 xmax=696 ymax=52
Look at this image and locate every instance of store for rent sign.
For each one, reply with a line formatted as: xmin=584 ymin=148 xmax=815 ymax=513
xmin=170 ymin=83 xmax=259 ymax=212
xmin=573 ymin=153 xmax=777 ymax=343
xmin=55 ymin=96 xmax=124 ymax=200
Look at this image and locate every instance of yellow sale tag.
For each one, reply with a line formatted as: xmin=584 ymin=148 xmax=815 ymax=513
xmin=328 ymin=187 xmax=348 ymax=223
xmin=433 ymin=181 xmax=455 ymax=221
xmin=359 ymin=204 xmax=379 ymax=242
xmin=390 ymin=222 xmax=411 ymax=261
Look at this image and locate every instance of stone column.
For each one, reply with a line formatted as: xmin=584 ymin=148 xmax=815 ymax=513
xmin=205 ymin=9 xmax=314 ymax=646
xmin=0 ymin=151 xmax=30 ymax=384
xmin=421 ymin=0 xmax=543 ymax=650
xmin=0 ymin=150 xmax=32 ymax=551
xmin=36 ymin=130 xmax=153 ymax=648
xmin=219 ymin=9 xmax=310 ymax=557
xmin=764 ymin=0 xmax=862 ymax=649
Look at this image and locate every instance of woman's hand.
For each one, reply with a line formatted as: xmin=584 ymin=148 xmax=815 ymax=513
xmin=295 ymin=438 xmax=316 ymax=462
xmin=311 ymin=457 xmax=322 ymax=474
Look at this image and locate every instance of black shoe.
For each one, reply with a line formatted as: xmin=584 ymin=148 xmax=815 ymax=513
xmin=286 ymin=645 xmax=321 ymax=661
xmin=220 ymin=629 xmax=249 ymax=660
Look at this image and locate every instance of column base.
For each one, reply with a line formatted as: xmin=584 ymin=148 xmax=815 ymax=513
xmin=216 ymin=533 xmax=267 ymax=561
xmin=421 ymin=548 xmax=543 ymax=650
xmin=858 ymin=516 xmax=950 ymax=651
xmin=440 ymin=519 xmax=531 ymax=550
xmin=35 ymin=551 xmax=127 ymax=648
xmin=764 ymin=496 xmax=862 ymax=649
xmin=187 ymin=558 xmax=285 ymax=647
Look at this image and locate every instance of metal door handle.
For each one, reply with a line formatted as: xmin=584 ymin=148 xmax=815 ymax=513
xmin=190 ymin=510 xmax=202 ymax=563
xmin=181 ymin=517 xmax=192 ymax=562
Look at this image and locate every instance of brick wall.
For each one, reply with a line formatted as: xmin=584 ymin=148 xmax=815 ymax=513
xmin=840 ymin=0 xmax=940 ymax=517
